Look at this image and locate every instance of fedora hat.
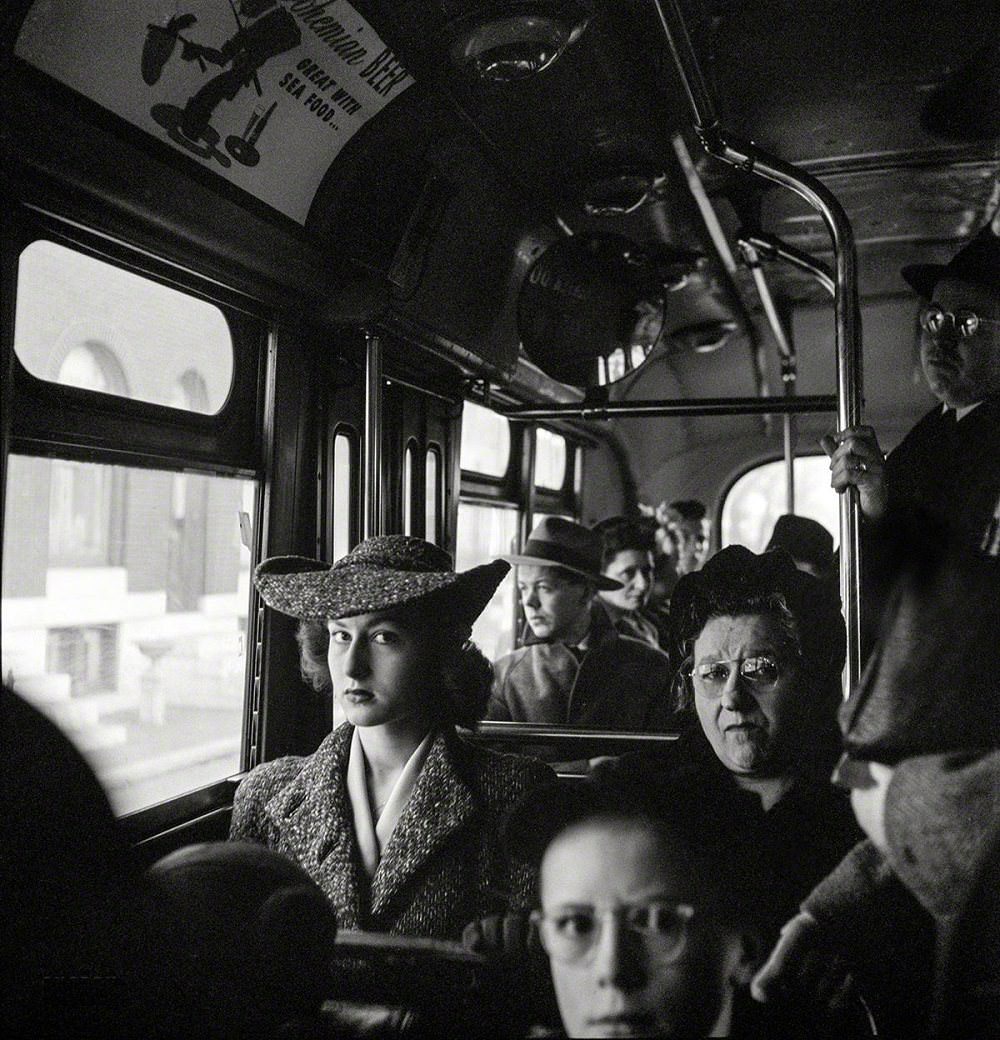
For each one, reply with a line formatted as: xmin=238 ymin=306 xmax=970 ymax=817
xmin=901 ymin=224 xmax=1000 ymax=300
xmin=254 ymin=535 xmax=509 ymax=628
xmin=503 ymin=516 xmax=622 ymax=590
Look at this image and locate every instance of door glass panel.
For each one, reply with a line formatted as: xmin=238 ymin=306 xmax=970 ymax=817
xmin=2 ymin=454 xmax=254 ymax=815
xmin=332 ymin=431 xmax=354 ymax=562
xmin=426 ymin=446 xmax=440 ymax=544
xmin=403 ymin=442 xmax=415 ymax=535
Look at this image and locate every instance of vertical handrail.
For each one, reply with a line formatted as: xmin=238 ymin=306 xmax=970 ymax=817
xmin=652 ymin=0 xmax=864 ymax=689
xmin=363 ymin=329 xmax=384 ymax=540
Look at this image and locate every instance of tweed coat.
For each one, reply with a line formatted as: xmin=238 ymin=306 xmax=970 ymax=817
xmin=229 ymin=723 xmax=553 ymax=940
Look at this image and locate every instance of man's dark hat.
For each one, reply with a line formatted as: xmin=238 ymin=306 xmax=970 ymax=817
xmin=254 ymin=535 xmax=508 ymax=628
xmin=503 ymin=516 xmax=621 ymax=590
xmin=901 ymin=224 xmax=1000 ymax=300
xmin=765 ymin=514 xmax=835 ymax=575
xmin=840 ymin=545 xmax=1000 ymax=763
xmin=669 ymin=544 xmax=846 ymax=680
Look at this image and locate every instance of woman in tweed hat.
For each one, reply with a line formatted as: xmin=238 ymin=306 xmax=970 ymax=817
xmin=229 ymin=535 xmax=553 ymax=941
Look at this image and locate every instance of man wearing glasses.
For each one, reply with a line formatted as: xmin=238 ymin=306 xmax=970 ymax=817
xmin=823 ymin=219 xmax=1000 ymax=562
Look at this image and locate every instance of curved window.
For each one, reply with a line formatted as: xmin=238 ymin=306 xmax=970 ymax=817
xmin=15 ymin=240 xmax=233 ymax=414
xmin=720 ymin=456 xmax=839 ymax=553
xmin=534 ymin=428 xmax=567 ymax=490
xmin=460 ymin=402 xmax=510 ymax=478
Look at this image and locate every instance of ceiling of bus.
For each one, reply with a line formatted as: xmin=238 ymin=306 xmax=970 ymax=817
xmin=4 ymin=0 xmax=998 ymax=470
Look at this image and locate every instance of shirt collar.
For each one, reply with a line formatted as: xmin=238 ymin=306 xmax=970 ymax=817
xmin=942 ymin=400 xmax=984 ymax=421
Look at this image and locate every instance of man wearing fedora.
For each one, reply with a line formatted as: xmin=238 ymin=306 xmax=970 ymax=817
xmin=486 ymin=517 xmax=675 ymax=730
xmin=822 ymin=219 xmax=1000 ymax=563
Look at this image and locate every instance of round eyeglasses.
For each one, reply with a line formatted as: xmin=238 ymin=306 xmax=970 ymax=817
xmin=920 ymin=305 xmax=1000 ymax=339
xmin=533 ymin=902 xmax=694 ymax=965
xmin=691 ymin=654 xmax=782 ymax=694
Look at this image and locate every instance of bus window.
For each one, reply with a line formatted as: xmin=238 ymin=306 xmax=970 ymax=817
xmin=720 ymin=456 xmax=839 ymax=553
xmin=14 ymin=240 xmax=233 ymax=415
xmin=455 ymin=503 xmax=519 ymax=660
xmin=460 ymin=401 xmax=510 ymax=478
xmin=534 ymin=428 xmax=567 ymax=490
xmin=1 ymin=455 xmax=254 ymax=815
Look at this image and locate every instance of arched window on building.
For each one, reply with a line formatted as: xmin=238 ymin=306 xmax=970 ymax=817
xmin=49 ymin=342 xmax=128 ymax=566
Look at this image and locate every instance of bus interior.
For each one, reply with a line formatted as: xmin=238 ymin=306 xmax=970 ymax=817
xmin=1 ymin=0 xmax=998 ymax=1031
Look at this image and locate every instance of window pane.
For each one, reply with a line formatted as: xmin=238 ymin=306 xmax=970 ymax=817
xmin=460 ymin=402 xmax=510 ymax=477
xmin=2 ymin=454 xmax=254 ymax=815
xmin=403 ymin=443 xmax=415 ymax=535
xmin=534 ymin=428 xmax=566 ymax=490
xmin=456 ymin=503 xmax=519 ymax=660
xmin=332 ymin=431 xmax=354 ymax=563
xmin=720 ymin=456 xmax=839 ymax=553
xmin=14 ymin=240 xmax=233 ymax=415
xmin=426 ymin=447 xmax=440 ymax=545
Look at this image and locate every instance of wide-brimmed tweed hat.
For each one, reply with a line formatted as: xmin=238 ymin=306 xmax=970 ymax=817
xmin=254 ymin=536 xmax=509 ymax=627
xmin=901 ymin=224 xmax=1000 ymax=300
xmin=502 ymin=516 xmax=622 ymax=590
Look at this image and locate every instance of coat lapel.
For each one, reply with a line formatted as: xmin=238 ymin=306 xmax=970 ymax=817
xmin=263 ymin=725 xmax=368 ymax=929
xmin=369 ymin=731 xmax=476 ymax=919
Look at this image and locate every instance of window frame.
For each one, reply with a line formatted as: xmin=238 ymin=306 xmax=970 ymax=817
xmin=2 ymin=206 xmax=270 ymax=834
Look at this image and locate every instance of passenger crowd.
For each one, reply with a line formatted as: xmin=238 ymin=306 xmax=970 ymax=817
xmin=4 ymin=226 xmax=998 ymax=1037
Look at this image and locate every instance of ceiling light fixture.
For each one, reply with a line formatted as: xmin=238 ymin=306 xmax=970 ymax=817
xmin=450 ymin=5 xmax=591 ymax=84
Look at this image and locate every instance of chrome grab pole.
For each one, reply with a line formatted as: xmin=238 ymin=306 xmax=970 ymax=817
xmin=651 ymin=0 xmax=864 ymax=690
xmin=363 ymin=329 xmax=384 ymax=540
xmin=501 ymin=394 xmax=836 ymax=420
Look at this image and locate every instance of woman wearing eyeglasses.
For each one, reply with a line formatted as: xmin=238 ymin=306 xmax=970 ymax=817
xmin=636 ymin=546 xmax=861 ymax=943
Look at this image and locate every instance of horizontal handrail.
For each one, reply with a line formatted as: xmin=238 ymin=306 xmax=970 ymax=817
xmin=500 ymin=395 xmax=836 ymax=420
xmin=470 ymin=721 xmax=682 ymax=745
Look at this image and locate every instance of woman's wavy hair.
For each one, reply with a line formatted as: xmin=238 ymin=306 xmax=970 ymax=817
xmin=295 ymin=613 xmax=493 ymax=729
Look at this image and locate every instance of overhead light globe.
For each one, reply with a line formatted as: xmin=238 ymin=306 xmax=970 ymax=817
xmin=450 ymin=8 xmax=590 ymax=83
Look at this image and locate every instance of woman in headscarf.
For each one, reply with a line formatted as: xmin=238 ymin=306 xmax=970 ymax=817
xmin=229 ymin=535 xmax=553 ymax=941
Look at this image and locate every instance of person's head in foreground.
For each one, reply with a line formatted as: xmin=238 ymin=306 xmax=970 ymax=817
xmin=254 ymin=535 xmax=509 ymax=735
xmin=901 ymin=223 xmax=1000 ymax=409
xmin=504 ymin=516 xmax=621 ymax=645
xmin=670 ymin=545 xmax=847 ymax=784
xmin=148 ymin=842 xmax=338 ymax=1039
xmin=592 ymin=515 xmax=656 ymax=617
xmin=835 ymin=538 xmax=1000 ymax=828
xmin=507 ymin=773 xmax=760 ymax=1038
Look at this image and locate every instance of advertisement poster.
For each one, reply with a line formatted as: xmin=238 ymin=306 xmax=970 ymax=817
xmin=17 ymin=1 xmax=414 ymax=224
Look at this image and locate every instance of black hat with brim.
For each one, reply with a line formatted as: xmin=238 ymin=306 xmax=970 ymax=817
xmin=254 ymin=536 xmax=509 ymax=628
xmin=901 ymin=225 xmax=1000 ymax=300
xmin=503 ymin=515 xmax=622 ymax=590
xmin=669 ymin=544 xmax=846 ymax=680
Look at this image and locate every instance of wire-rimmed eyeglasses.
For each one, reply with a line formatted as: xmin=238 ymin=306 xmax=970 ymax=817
xmin=533 ymin=902 xmax=694 ymax=964
xmin=920 ymin=305 xmax=1000 ymax=339
xmin=688 ymin=654 xmax=782 ymax=695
